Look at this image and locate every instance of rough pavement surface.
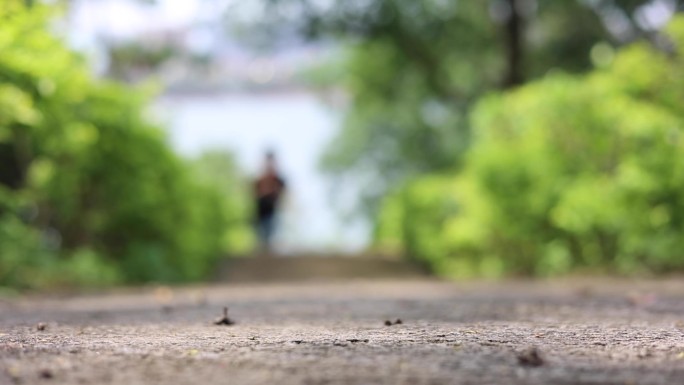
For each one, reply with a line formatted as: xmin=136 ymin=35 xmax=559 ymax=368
xmin=2 ymin=278 xmax=684 ymax=385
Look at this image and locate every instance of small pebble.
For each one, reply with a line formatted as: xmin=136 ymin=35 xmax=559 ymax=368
xmin=517 ymin=347 xmax=544 ymax=367
xmin=39 ymin=369 xmax=53 ymax=379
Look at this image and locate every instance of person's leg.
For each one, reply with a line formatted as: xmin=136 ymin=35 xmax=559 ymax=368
xmin=262 ymin=215 xmax=275 ymax=252
xmin=256 ymin=215 xmax=275 ymax=256
xmin=256 ymin=218 xmax=267 ymax=255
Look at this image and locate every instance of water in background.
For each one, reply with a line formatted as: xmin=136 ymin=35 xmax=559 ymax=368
xmin=154 ymin=91 xmax=370 ymax=254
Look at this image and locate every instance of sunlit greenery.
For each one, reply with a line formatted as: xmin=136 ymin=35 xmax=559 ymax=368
xmin=377 ymin=17 xmax=684 ymax=277
xmin=0 ymin=2 xmax=251 ymax=289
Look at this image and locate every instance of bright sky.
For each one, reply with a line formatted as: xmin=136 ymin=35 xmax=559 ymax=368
xmin=69 ymin=0 xmax=200 ymax=48
xmin=67 ymin=0 xmax=266 ymax=44
xmin=67 ymin=0 xmax=307 ymax=70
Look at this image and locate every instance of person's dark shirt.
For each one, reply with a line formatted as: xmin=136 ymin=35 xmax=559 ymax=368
xmin=254 ymin=174 xmax=285 ymax=220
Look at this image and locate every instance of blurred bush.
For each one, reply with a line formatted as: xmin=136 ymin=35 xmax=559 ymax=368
xmin=0 ymin=2 xmax=250 ymax=289
xmin=377 ymin=17 xmax=684 ymax=277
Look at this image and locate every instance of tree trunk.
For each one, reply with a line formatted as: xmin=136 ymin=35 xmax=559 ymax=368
xmin=0 ymin=143 xmax=23 ymax=189
xmin=503 ymin=0 xmax=524 ymax=88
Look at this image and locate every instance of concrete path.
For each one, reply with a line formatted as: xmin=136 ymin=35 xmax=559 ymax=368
xmin=2 ymin=278 xmax=684 ymax=384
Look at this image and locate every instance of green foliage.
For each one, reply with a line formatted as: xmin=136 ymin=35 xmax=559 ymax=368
xmin=189 ymin=151 xmax=256 ymax=255
xmin=378 ymin=17 xmax=684 ymax=277
xmin=0 ymin=2 xmax=248 ymax=289
xmin=317 ymin=2 xmax=500 ymax=211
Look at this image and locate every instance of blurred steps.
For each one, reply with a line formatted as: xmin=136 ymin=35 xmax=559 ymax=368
xmin=214 ymin=255 xmax=430 ymax=283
